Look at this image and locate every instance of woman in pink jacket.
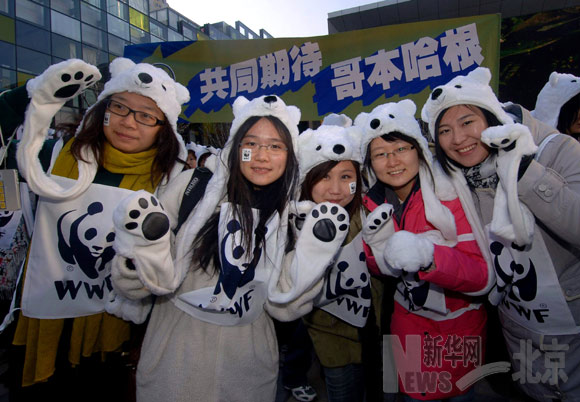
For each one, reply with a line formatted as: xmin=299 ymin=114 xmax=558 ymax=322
xmin=354 ymin=100 xmax=494 ymax=401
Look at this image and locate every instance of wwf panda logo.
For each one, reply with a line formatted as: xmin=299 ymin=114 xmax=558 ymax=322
xmin=214 ymin=218 xmax=262 ymax=299
xmin=57 ymin=202 xmax=116 ymax=280
xmin=490 ymin=241 xmax=537 ymax=302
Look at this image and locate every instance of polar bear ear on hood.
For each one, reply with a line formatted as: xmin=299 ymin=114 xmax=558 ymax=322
xmin=232 ymin=96 xmax=250 ymax=117
xmin=322 ymin=113 xmax=352 ymax=128
xmin=108 ymin=57 xmax=136 ymax=78
xmin=354 ymin=112 xmax=369 ymax=128
xmin=398 ymin=99 xmax=417 ymax=116
xmin=549 ymin=71 xmax=560 ymax=87
xmin=287 ymin=105 xmax=301 ymax=127
xmin=467 ymin=67 xmax=491 ymax=85
xmin=174 ymin=81 xmax=190 ymax=104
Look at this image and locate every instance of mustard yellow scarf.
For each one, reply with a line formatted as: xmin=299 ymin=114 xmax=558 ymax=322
xmin=51 ymin=140 xmax=158 ymax=192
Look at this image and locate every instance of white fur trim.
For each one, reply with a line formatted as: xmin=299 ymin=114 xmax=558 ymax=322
xmin=532 ymin=71 xmax=580 ymax=129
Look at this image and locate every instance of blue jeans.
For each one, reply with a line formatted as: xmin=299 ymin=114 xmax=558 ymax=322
xmin=323 ymin=363 xmax=365 ymax=402
xmin=402 ymin=386 xmax=475 ymax=402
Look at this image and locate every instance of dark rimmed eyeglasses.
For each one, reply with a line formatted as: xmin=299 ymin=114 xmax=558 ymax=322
xmin=371 ymin=145 xmax=415 ymax=161
xmin=106 ymin=99 xmax=165 ymax=127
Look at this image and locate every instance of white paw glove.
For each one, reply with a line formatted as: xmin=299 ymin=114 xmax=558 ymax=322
xmin=17 ymin=59 xmax=101 ymax=200
xmin=481 ymin=123 xmax=537 ymax=246
xmin=269 ymin=202 xmax=350 ymax=304
xmin=289 ymin=200 xmax=316 ymax=235
xmin=105 ymin=290 xmax=153 ymax=324
xmin=383 ymin=231 xmax=434 ymax=275
xmin=361 ymin=203 xmax=396 ymax=275
xmin=112 ymin=190 xmax=177 ymax=296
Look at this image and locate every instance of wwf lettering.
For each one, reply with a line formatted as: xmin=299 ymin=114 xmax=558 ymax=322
xmin=54 ymin=274 xmax=113 ymax=300
xmin=501 ymin=298 xmax=549 ymax=323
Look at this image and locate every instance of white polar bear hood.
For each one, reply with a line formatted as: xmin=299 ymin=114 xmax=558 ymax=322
xmin=532 ymin=71 xmax=580 ymax=129
xmin=297 ymin=114 xmax=363 ymax=184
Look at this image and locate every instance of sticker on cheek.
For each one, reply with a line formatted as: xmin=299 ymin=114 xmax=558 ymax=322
xmin=104 ymin=112 xmax=110 ymax=126
xmin=349 ymin=182 xmax=357 ymax=195
xmin=242 ymin=148 xmax=252 ymax=162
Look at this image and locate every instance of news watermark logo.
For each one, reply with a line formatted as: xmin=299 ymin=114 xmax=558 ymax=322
xmin=383 ymin=335 xmax=568 ymax=394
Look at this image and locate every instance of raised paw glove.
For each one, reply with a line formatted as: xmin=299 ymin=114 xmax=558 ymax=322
xmin=481 ymin=124 xmax=537 ymax=246
xmin=362 ymin=203 xmax=396 ymax=275
xmin=269 ymin=202 xmax=350 ymax=304
xmin=17 ymin=59 xmax=101 ymax=200
xmin=383 ymin=231 xmax=434 ymax=275
xmin=112 ymin=190 xmax=178 ymax=295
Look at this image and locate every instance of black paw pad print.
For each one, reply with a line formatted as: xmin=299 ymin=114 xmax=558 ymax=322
xmin=124 ymin=196 xmax=169 ymax=241
xmin=54 ymin=71 xmax=96 ymax=99
xmin=368 ymin=208 xmax=392 ymax=230
xmin=311 ymin=204 xmax=348 ymax=242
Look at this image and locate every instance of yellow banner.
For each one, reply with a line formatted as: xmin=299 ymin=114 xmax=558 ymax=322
xmin=124 ymin=14 xmax=500 ymax=123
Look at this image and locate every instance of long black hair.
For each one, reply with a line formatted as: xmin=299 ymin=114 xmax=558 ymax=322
xmin=192 ymin=115 xmax=299 ymax=274
xmin=69 ymin=96 xmax=184 ymax=187
xmin=558 ymin=92 xmax=580 ymax=138
xmin=433 ymin=105 xmax=501 ymax=175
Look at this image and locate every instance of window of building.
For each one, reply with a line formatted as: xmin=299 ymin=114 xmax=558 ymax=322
xmin=107 ymin=13 xmax=129 ymax=40
xmin=51 ymin=10 xmax=81 ymax=41
xmin=17 ymin=46 xmax=51 ymax=75
xmin=167 ymin=29 xmax=182 ymax=42
xmin=106 ymin=0 xmax=127 ymax=20
xmin=0 ymin=67 xmax=17 ymax=91
xmin=0 ymin=41 xmax=16 ymax=69
xmin=82 ymin=0 xmax=105 ymax=10
xmin=52 ymin=33 xmax=81 ymax=59
xmin=16 ymin=20 xmax=50 ymax=54
xmin=149 ymin=8 xmax=167 ymax=25
xmin=107 ymin=33 xmax=128 ymax=55
xmin=82 ymin=45 xmax=108 ymax=66
xmin=128 ymin=0 xmax=146 ymax=14
xmin=130 ymin=25 xmax=149 ymax=44
xmin=149 ymin=19 xmax=166 ymax=40
xmin=180 ymin=21 xmax=195 ymax=40
xmin=81 ymin=2 xmax=105 ymax=28
xmin=129 ymin=7 xmax=148 ymax=31
xmin=0 ymin=0 xmax=13 ymax=17
xmin=15 ymin=0 xmax=49 ymax=28
xmin=51 ymin=0 xmax=80 ymax=19
xmin=168 ymin=9 xmax=177 ymax=30
xmin=82 ymin=23 xmax=107 ymax=49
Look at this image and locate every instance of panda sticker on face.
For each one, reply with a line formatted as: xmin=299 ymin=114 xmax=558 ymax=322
xmin=241 ymin=148 xmax=252 ymax=162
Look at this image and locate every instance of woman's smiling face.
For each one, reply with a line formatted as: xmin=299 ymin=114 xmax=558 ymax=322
xmin=437 ymin=105 xmax=491 ymax=168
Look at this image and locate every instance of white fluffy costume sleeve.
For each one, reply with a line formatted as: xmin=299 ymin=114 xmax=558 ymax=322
xmin=17 ymin=59 xmax=101 ymax=200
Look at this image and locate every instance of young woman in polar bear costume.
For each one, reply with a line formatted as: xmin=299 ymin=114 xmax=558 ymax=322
xmin=109 ymin=95 xmax=353 ymax=402
xmin=423 ymin=67 xmax=580 ymax=402
xmin=355 ymin=99 xmax=492 ymax=401
xmin=3 ymin=57 xmax=190 ymax=399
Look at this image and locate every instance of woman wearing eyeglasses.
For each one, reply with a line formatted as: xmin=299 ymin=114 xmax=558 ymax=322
xmin=355 ymin=100 xmax=492 ymax=402
xmin=108 ymin=95 xmax=352 ymax=402
xmin=3 ymin=57 xmax=189 ymax=400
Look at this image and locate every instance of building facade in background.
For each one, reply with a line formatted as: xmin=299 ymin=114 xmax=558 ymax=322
xmin=0 ymin=0 xmax=270 ymax=121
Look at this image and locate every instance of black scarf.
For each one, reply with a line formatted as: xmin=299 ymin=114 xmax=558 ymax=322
xmin=461 ymin=154 xmax=498 ymax=189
